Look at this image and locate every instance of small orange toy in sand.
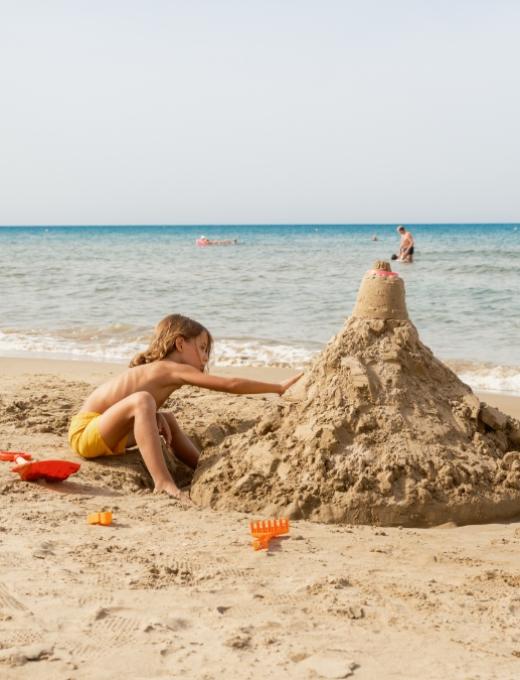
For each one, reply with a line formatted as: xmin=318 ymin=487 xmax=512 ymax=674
xmin=0 ymin=451 xmax=33 ymax=462
xmin=11 ymin=458 xmax=80 ymax=482
xmin=249 ymin=518 xmax=290 ymax=550
xmin=87 ymin=512 xmax=113 ymax=526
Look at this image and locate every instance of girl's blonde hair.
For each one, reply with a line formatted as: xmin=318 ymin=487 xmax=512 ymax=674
xmin=129 ymin=314 xmax=212 ymax=367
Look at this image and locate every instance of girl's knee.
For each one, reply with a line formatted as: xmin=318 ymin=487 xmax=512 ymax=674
xmin=132 ymin=391 xmax=156 ymax=413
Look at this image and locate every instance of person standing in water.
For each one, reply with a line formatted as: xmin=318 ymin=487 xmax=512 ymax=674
xmin=397 ymin=225 xmax=415 ymax=263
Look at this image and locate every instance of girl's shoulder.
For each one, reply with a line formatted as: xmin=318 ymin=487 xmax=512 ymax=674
xmin=130 ymin=360 xmax=167 ymax=372
xmin=144 ymin=359 xmax=184 ymax=377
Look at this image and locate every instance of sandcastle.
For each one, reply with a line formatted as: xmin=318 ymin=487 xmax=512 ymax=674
xmin=191 ymin=261 xmax=520 ymax=526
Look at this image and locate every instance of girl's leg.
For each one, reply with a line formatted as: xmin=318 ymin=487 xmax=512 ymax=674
xmin=162 ymin=412 xmax=200 ymax=470
xmin=96 ymin=392 xmax=187 ymax=500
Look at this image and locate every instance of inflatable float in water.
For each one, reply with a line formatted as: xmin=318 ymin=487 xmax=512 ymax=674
xmin=196 ymin=236 xmax=238 ymax=247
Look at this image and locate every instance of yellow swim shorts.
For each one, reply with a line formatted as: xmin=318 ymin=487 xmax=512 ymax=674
xmin=68 ymin=412 xmax=129 ymax=459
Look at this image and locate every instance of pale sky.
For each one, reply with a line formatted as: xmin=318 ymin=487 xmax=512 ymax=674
xmin=1 ymin=0 xmax=519 ymax=225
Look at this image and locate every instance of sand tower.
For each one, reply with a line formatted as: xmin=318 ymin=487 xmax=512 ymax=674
xmin=191 ymin=261 xmax=520 ymax=526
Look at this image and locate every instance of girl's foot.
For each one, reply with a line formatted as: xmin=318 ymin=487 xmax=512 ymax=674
xmin=154 ymin=480 xmax=194 ymax=506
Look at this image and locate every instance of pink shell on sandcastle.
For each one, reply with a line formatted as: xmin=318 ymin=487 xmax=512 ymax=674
xmin=368 ymin=269 xmax=399 ymax=277
xmin=191 ymin=261 xmax=520 ymax=527
xmin=367 ymin=260 xmax=400 ymax=278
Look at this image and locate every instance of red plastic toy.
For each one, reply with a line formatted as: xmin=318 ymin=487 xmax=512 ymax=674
xmin=0 ymin=451 xmax=33 ymax=462
xmin=11 ymin=459 xmax=81 ymax=482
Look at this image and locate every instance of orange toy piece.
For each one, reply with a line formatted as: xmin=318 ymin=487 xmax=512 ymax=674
xmin=0 ymin=451 xmax=33 ymax=462
xmin=87 ymin=512 xmax=112 ymax=526
xmin=249 ymin=518 xmax=290 ymax=550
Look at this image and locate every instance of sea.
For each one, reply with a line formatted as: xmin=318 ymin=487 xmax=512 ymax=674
xmin=1 ymin=223 xmax=519 ymax=394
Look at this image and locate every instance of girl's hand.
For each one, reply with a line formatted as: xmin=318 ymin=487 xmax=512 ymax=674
xmin=279 ymin=372 xmax=304 ymax=395
xmin=156 ymin=412 xmax=172 ymax=446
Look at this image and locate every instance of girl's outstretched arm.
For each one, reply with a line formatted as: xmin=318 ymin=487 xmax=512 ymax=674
xmin=170 ymin=364 xmax=303 ymax=396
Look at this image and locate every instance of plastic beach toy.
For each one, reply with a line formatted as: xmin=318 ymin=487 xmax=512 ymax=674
xmin=0 ymin=451 xmax=33 ymax=462
xmin=87 ymin=512 xmax=112 ymax=526
xmin=196 ymin=237 xmax=238 ymax=247
xmin=11 ymin=458 xmax=80 ymax=482
xmin=249 ymin=518 xmax=290 ymax=550
xmin=368 ymin=269 xmax=399 ymax=278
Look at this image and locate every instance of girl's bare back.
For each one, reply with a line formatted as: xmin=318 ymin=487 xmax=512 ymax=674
xmin=81 ymin=362 xmax=181 ymax=414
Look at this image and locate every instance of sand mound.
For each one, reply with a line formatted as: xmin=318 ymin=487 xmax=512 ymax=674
xmin=191 ymin=261 xmax=520 ymax=526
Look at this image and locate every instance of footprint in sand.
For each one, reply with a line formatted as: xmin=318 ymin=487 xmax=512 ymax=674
xmin=91 ymin=612 xmax=141 ymax=645
xmin=67 ymin=606 xmax=141 ymax=663
xmin=0 ymin=628 xmax=43 ymax=648
xmin=77 ymin=593 xmax=115 ymax=608
xmin=68 ymin=641 xmax=106 ymax=663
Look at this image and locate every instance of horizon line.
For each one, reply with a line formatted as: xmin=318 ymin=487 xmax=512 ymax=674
xmin=1 ymin=221 xmax=519 ymax=229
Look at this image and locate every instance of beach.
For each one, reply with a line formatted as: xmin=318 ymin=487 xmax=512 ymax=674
xmin=1 ymin=356 xmax=519 ymax=680
xmin=3 ymin=0 xmax=520 ymax=675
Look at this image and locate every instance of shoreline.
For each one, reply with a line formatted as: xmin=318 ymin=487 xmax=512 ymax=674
xmin=1 ymin=355 xmax=519 ymax=419
xmin=0 ymin=343 xmax=518 ymax=395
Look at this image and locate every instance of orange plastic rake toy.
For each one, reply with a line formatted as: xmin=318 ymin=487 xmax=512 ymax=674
xmin=249 ymin=518 xmax=290 ymax=550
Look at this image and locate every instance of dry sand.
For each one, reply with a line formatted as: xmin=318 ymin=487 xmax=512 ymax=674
xmin=1 ymin=356 xmax=520 ymax=679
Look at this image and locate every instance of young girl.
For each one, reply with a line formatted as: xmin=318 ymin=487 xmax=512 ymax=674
xmin=68 ymin=314 xmax=302 ymax=501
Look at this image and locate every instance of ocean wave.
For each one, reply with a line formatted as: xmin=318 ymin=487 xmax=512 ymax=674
xmin=445 ymin=361 xmax=520 ymax=396
xmin=215 ymin=338 xmax=317 ymax=367
xmin=0 ymin=328 xmax=318 ymax=368
xmin=0 ymin=328 xmax=145 ymax=363
xmin=1 ymin=329 xmax=519 ymax=395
